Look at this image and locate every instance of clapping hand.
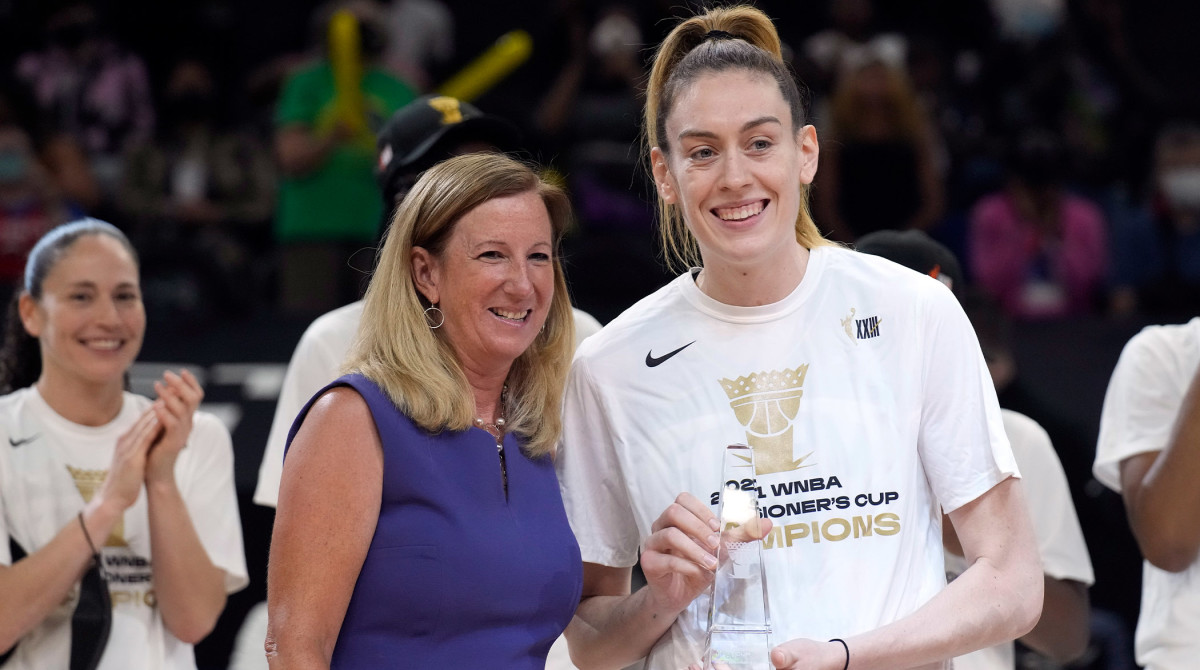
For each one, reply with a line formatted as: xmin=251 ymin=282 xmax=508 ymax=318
xmin=144 ymin=369 xmax=203 ymax=483
xmin=96 ymin=409 xmax=161 ymax=513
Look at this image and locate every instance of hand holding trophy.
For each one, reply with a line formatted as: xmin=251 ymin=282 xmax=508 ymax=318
xmin=703 ymin=444 xmax=773 ymax=670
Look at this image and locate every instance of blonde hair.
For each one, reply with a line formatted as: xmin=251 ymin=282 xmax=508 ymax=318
xmin=344 ymin=153 xmax=575 ymax=457
xmin=645 ymin=4 xmax=833 ymax=272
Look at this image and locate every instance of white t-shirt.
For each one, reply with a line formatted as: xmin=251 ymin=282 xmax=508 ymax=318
xmin=557 ymin=246 xmax=1017 ymax=670
xmin=254 ymin=300 xmax=604 ymax=508
xmin=948 ymin=409 xmax=1094 ymax=670
xmin=1094 ymin=317 xmax=1200 ymax=670
xmin=0 ymin=387 xmax=248 ymax=670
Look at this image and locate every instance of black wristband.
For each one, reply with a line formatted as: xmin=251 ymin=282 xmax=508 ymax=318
xmin=77 ymin=511 xmax=100 ymax=560
xmin=829 ymin=638 xmax=849 ymax=670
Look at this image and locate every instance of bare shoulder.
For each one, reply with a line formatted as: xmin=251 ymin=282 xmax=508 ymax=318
xmin=286 ymin=386 xmax=382 ymax=475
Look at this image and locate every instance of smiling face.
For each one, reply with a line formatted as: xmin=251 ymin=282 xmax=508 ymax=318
xmin=19 ymin=233 xmax=145 ymax=391
xmin=411 ymin=189 xmax=555 ymax=377
xmin=652 ymin=69 xmax=818 ymax=273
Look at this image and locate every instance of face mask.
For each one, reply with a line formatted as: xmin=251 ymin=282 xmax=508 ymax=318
xmin=1161 ymin=168 xmax=1200 ymax=212
xmin=0 ymin=149 xmax=29 ymax=183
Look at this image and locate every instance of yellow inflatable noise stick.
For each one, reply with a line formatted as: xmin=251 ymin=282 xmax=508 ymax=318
xmin=326 ymin=9 xmax=374 ymax=148
xmin=437 ymin=30 xmax=533 ymax=103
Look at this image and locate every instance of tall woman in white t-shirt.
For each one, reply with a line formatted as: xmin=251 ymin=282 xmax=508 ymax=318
xmin=0 ymin=219 xmax=246 ymax=670
xmin=559 ymin=6 xmax=1043 ymax=670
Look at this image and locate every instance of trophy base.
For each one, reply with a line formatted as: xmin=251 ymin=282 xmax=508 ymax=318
xmin=704 ymin=629 xmax=772 ymax=670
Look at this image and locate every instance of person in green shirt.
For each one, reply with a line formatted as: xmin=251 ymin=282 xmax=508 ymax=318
xmin=274 ymin=0 xmax=416 ymax=314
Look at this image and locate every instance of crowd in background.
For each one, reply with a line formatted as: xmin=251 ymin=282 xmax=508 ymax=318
xmin=0 ymin=0 xmax=1198 ymax=324
xmin=2 ymin=0 xmax=1199 ymax=668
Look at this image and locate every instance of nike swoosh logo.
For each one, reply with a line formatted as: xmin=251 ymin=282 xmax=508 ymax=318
xmin=645 ymin=341 xmax=696 ymax=367
xmin=8 ymin=434 xmax=38 ymax=448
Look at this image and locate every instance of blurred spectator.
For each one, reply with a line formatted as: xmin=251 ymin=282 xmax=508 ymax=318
xmin=968 ymin=128 xmax=1108 ymax=319
xmin=1107 ymin=123 xmax=1200 ymax=318
xmin=531 ymin=3 xmax=668 ymax=323
xmin=119 ymin=60 xmax=276 ymax=319
xmin=273 ymin=0 xmax=416 ymax=315
xmin=0 ymin=125 xmax=70 ymax=302
xmin=15 ymin=3 xmax=154 ymax=211
xmin=381 ymin=0 xmax=455 ymax=91
xmin=537 ymin=4 xmax=650 ymax=233
xmin=989 ymin=0 xmax=1066 ymax=44
xmin=815 ymin=57 xmax=945 ymax=242
xmin=800 ymin=0 xmax=907 ymax=101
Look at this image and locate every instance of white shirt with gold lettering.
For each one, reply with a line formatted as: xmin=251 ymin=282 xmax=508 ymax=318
xmin=0 ymin=386 xmax=249 ymax=670
xmin=557 ymin=245 xmax=1017 ymax=670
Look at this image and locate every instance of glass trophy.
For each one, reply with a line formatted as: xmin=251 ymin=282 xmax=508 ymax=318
xmin=703 ymin=444 xmax=772 ymax=669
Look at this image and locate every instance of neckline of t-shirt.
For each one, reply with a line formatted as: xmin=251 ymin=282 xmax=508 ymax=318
xmin=679 ymin=246 xmax=829 ymax=323
xmin=27 ymin=386 xmax=137 ymax=439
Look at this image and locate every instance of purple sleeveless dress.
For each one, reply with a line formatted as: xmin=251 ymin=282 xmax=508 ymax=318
xmin=285 ymin=373 xmax=583 ymax=669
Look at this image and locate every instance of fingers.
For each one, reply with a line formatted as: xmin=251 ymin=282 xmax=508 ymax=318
xmin=109 ymin=408 xmax=158 ymax=482
xmin=723 ymin=516 xmax=774 ymax=544
xmin=770 ymin=647 xmax=793 ymax=669
xmin=177 ymin=368 xmax=204 ymax=404
xmin=150 ymin=397 xmax=181 ymax=437
xmin=156 ymin=369 xmax=203 ymax=414
xmin=646 ymin=494 xmax=723 ymax=569
xmin=652 ymin=492 xmax=720 ymax=535
xmin=150 ymin=369 xmax=201 ymax=447
xmin=642 ymin=529 xmax=719 ymax=573
xmin=154 ymin=380 xmax=182 ymax=411
xmin=118 ymin=408 xmax=162 ymax=454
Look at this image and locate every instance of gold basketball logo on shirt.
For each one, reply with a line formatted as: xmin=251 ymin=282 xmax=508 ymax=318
xmin=66 ymin=465 xmax=127 ymax=547
xmin=719 ymin=365 xmax=813 ymax=475
xmin=841 ymin=308 xmax=856 ymax=342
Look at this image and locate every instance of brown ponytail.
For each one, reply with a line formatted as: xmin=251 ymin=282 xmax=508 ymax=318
xmin=645 ymin=5 xmax=830 ymax=271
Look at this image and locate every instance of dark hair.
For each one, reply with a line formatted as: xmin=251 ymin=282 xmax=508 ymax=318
xmin=645 ymin=5 xmax=827 ymax=270
xmin=0 ymin=218 xmax=138 ymax=393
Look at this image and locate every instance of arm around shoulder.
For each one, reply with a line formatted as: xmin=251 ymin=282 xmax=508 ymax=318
xmin=266 ymin=386 xmax=384 ymax=669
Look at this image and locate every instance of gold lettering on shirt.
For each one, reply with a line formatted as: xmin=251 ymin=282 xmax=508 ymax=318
xmin=719 ymin=365 xmax=812 ymax=475
xmin=760 ymin=513 xmax=901 ymax=549
xmin=66 ymin=465 xmax=127 ymax=547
